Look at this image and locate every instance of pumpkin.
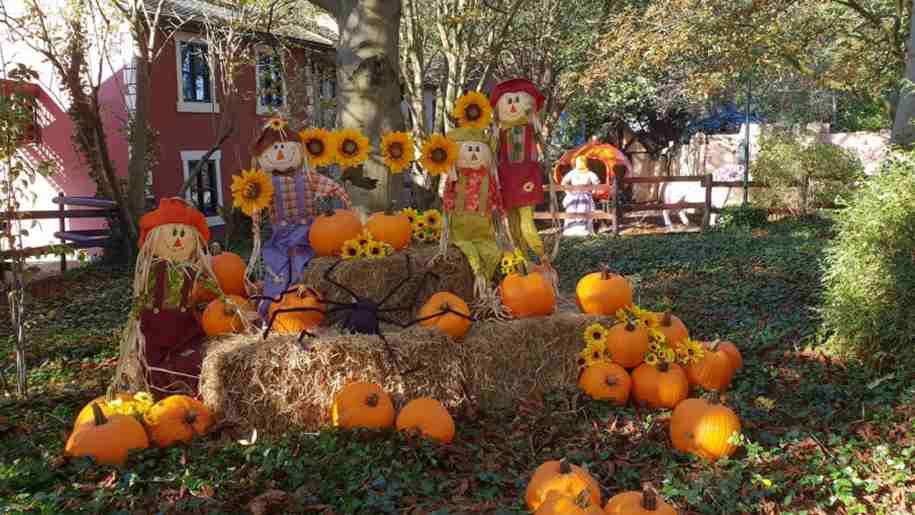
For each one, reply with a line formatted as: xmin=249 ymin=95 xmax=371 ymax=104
xmin=366 ymin=211 xmax=412 ymax=251
xmin=605 ymin=320 xmax=650 ymax=369
xmin=65 ymin=403 xmax=149 ymax=466
xmin=395 ymin=397 xmax=455 ymax=443
xmin=72 ymin=393 xmax=135 ymax=429
xmin=577 ymin=361 xmax=631 ymax=405
xmin=309 ymin=208 xmax=363 ymax=257
xmin=202 ymin=295 xmax=253 ymax=336
xmin=718 ymin=340 xmax=743 ymax=370
xmin=190 ymin=279 xmax=218 ymax=306
xmin=500 ymin=264 xmax=556 ymax=318
xmin=331 ymin=382 xmax=395 ymax=430
xmin=605 ymin=486 xmax=677 ymax=515
xmin=418 ymin=292 xmax=472 ymax=341
xmin=669 ymin=397 xmax=709 ymax=453
xmin=630 ymin=361 xmax=689 ymax=409
xmin=211 ymin=250 xmax=247 ymax=297
xmin=654 ymin=311 xmax=689 ymax=349
xmin=267 ymin=286 xmax=325 ymax=334
xmin=685 ymin=340 xmax=736 ymax=391
xmin=574 ymin=265 xmax=632 ymax=316
xmin=144 ymin=395 xmax=212 ymax=448
xmin=668 ymin=395 xmax=741 ymax=460
xmin=535 ymin=491 xmax=604 ymax=515
xmin=525 ymin=458 xmax=602 ymax=512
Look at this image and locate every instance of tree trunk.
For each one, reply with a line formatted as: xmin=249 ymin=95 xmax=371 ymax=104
xmin=334 ymin=0 xmax=406 ymax=214
xmin=892 ymin=0 xmax=915 ymax=148
xmin=127 ymin=45 xmax=151 ymax=221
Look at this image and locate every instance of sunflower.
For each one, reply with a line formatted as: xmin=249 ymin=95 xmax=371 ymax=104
xmin=629 ymin=304 xmax=656 ymax=327
xmin=414 ymin=218 xmax=427 ymax=231
xmin=364 ymin=240 xmax=386 ymax=259
xmin=420 ymin=134 xmax=458 ymax=176
xmin=661 ymin=347 xmax=677 ymax=363
xmin=299 ymin=128 xmax=337 ymax=168
xmin=402 ymin=207 xmax=419 ymax=225
xmin=422 ymin=209 xmax=443 ymax=230
xmin=452 ymin=91 xmax=493 ymax=129
xmin=357 ymin=229 xmax=374 ymax=248
xmin=644 ymin=352 xmax=659 ymax=366
xmin=341 ymin=239 xmax=364 ymax=260
xmin=500 ymin=263 xmax=516 ymax=276
xmin=686 ymin=339 xmax=706 ymax=363
xmin=648 ymin=341 xmax=663 ymax=355
xmin=381 ymin=131 xmax=415 ymax=173
xmin=334 ymin=128 xmax=371 ymax=168
xmin=266 ymin=117 xmax=287 ymax=132
xmin=381 ymin=243 xmax=395 ymax=256
xmin=500 ymin=255 xmax=515 ymax=269
xmin=583 ymin=323 xmax=608 ymax=346
xmin=231 ymin=168 xmax=274 ymax=217
xmin=649 ymin=327 xmax=667 ymax=344
xmin=676 ymin=347 xmax=690 ymax=365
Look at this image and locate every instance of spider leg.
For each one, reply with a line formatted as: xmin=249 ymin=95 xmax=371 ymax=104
xmin=376 ymin=254 xmax=416 ymax=307
xmin=374 ymin=330 xmax=424 ymax=376
xmin=323 ymin=258 xmax=360 ymax=301
xmin=261 ymin=306 xmax=327 ymax=340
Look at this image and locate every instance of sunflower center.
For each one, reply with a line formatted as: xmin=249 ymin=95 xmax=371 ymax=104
xmin=342 ymin=140 xmax=358 ymax=155
xmin=389 ymin=142 xmax=404 ymax=159
xmin=465 ymin=104 xmax=482 ymax=121
xmin=243 ymin=182 xmax=261 ymax=200
xmin=306 ymin=139 xmax=325 ymax=155
xmin=431 ymin=148 xmax=447 ymax=162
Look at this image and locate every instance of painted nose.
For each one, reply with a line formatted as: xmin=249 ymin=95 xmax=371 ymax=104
xmin=173 ymin=238 xmax=183 ymax=248
xmin=470 ymin=153 xmax=478 ymax=161
xmin=510 ymin=105 xmax=517 ymax=113
xmin=276 ymin=150 xmax=286 ymax=161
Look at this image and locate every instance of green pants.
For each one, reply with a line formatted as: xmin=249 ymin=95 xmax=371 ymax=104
xmin=506 ymin=206 xmax=544 ymax=260
xmin=449 ymin=212 xmax=501 ymax=281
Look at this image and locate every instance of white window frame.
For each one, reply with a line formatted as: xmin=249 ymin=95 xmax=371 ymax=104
xmin=255 ymin=45 xmax=287 ymax=116
xmin=180 ymin=150 xmax=224 ymax=226
xmin=175 ymin=32 xmax=220 ymax=114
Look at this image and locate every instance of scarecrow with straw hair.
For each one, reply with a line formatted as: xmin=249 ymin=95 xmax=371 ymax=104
xmin=112 ymin=197 xmax=227 ymax=397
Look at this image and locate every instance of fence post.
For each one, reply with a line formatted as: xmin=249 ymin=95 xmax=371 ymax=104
xmin=702 ymin=174 xmax=713 ymax=231
xmin=612 ymin=174 xmax=621 ymax=235
xmin=58 ymin=192 xmax=66 ymax=273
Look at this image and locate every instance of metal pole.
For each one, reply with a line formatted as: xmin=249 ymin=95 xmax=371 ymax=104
xmin=743 ymin=76 xmax=751 ymax=205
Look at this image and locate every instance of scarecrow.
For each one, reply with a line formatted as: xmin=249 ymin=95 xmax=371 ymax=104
xmin=112 ymin=197 xmax=222 ymax=397
xmin=249 ymin=117 xmax=353 ymax=317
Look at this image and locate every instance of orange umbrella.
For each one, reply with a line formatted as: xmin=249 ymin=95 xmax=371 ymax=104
xmin=552 ymin=138 xmax=631 ymax=201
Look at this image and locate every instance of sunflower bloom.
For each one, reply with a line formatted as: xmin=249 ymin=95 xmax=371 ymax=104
xmin=644 ymin=352 xmax=659 ymax=366
xmin=341 ymin=239 xmax=363 ymax=260
xmin=364 ymin=240 xmax=386 ymax=259
xmin=381 ymin=131 xmax=415 ymax=173
xmin=334 ymin=128 xmax=371 ymax=168
xmin=687 ymin=340 xmax=706 ymax=363
xmin=648 ymin=341 xmax=663 ymax=355
xmin=629 ymin=304 xmax=656 ymax=327
xmin=266 ymin=117 xmax=287 ymax=132
xmin=402 ymin=208 xmax=419 ymax=225
xmin=755 ymin=396 xmax=775 ymax=411
xmin=381 ymin=243 xmax=395 ymax=256
xmin=583 ymin=323 xmax=608 ymax=346
xmin=452 ymin=91 xmax=493 ymax=129
xmin=662 ymin=347 xmax=677 ymax=363
xmin=649 ymin=327 xmax=667 ymax=344
xmin=614 ymin=307 xmax=633 ymax=324
xmin=422 ymin=209 xmax=443 ymax=230
xmin=420 ymin=134 xmax=458 ymax=176
xmin=231 ymin=168 xmax=274 ymax=216
xmin=357 ymin=229 xmax=374 ymax=248
xmin=676 ymin=348 xmax=690 ymax=365
xmin=299 ymin=128 xmax=337 ymax=167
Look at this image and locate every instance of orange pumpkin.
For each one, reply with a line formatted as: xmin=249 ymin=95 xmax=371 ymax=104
xmin=144 ymin=395 xmax=213 ymax=448
xmin=72 ymin=393 xmax=135 ymax=429
xmin=418 ymin=292 xmax=472 ymax=341
xmin=525 ymin=459 xmax=602 ymax=512
xmin=331 ymin=383 xmax=395 ymax=430
xmin=65 ymin=403 xmax=149 ymax=466
xmin=605 ymin=320 xmax=650 ymax=368
xmin=577 ymin=361 xmax=631 ymax=405
xmin=267 ymin=286 xmax=325 ymax=334
xmin=654 ymin=311 xmax=689 ymax=349
xmin=500 ymin=265 xmax=556 ymax=318
xmin=535 ymin=491 xmax=604 ymax=515
xmin=692 ymin=400 xmax=742 ymax=460
xmin=211 ymin=250 xmax=247 ymax=297
xmin=366 ymin=211 xmax=412 ymax=250
xmin=202 ymin=295 xmax=253 ymax=336
xmin=396 ymin=397 xmax=455 ymax=443
xmin=670 ymin=397 xmax=709 ymax=453
xmin=309 ymin=209 xmax=363 ymax=257
xmin=630 ymin=361 xmax=689 ymax=409
xmin=605 ymin=486 xmax=677 ymax=515
xmin=575 ymin=265 xmax=632 ymax=316
xmin=685 ymin=340 xmax=736 ymax=391
xmin=718 ymin=340 xmax=743 ymax=370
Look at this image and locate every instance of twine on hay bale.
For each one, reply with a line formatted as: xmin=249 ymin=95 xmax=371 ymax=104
xmin=199 ymin=312 xmax=616 ymax=434
xmin=300 ymin=245 xmax=475 ymax=325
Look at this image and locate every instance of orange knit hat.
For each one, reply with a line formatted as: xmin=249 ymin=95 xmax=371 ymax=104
xmin=139 ymin=197 xmax=210 ymax=247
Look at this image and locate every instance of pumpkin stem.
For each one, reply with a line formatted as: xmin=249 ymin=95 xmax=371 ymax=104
xmin=599 ymin=263 xmax=611 ymax=280
xmin=90 ymin=402 xmax=108 ymax=426
xmin=625 ymin=318 xmax=636 ymax=332
xmin=658 ymin=361 xmax=670 ymax=373
xmin=661 ymin=310 xmax=672 ymax=327
xmin=184 ymin=410 xmax=198 ymax=427
xmin=708 ymin=338 xmax=721 ymax=351
xmin=366 ymin=393 xmax=379 ymax=408
xmin=209 ymin=242 xmax=223 ymax=256
xmin=558 ymin=458 xmax=571 ymax=474
xmin=641 ymin=485 xmax=659 ymax=510
xmin=317 ymin=197 xmax=335 ymax=217
xmin=574 ymin=490 xmax=592 ymax=508
xmin=605 ymin=376 xmax=617 ymax=387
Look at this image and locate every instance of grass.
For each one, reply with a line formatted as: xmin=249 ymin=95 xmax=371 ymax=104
xmin=1 ymin=216 xmax=914 ymax=514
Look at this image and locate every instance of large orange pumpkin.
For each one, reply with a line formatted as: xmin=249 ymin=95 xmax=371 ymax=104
xmin=500 ymin=265 xmax=556 ymax=318
xmin=202 ymin=295 xmax=253 ymax=336
xmin=654 ymin=311 xmax=689 ymax=349
xmin=685 ymin=340 xmax=737 ymax=391
xmin=534 ymin=491 xmax=604 ymax=515
xmin=267 ymin=286 xmax=325 ymax=334
xmin=72 ymin=393 xmax=135 ymax=429
xmin=309 ymin=209 xmax=363 ymax=257
xmin=575 ymin=265 xmax=632 ymax=316
xmin=525 ymin=459 xmax=602 ymax=512
xmin=65 ymin=403 xmax=149 ymax=466
xmin=211 ymin=250 xmax=247 ymax=297
xmin=144 ymin=395 xmax=213 ymax=448
xmin=605 ymin=486 xmax=677 ymax=515
xmin=331 ymin=382 xmax=395 ymax=430
xmin=630 ymin=361 xmax=689 ymax=409
xmin=577 ymin=361 xmax=631 ymax=405
xmin=669 ymin=397 xmax=709 ymax=453
xmin=366 ymin=211 xmax=412 ymax=250
xmin=605 ymin=320 xmax=650 ymax=368
xmin=396 ymin=397 xmax=455 ymax=443
xmin=669 ymin=395 xmax=741 ymax=460
xmin=418 ymin=292 xmax=472 ymax=341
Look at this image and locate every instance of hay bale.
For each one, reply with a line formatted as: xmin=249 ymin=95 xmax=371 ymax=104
xmin=300 ymin=245 xmax=475 ymax=325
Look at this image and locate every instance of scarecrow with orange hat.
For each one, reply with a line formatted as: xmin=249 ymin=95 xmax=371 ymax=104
xmin=112 ymin=197 xmax=226 ymax=397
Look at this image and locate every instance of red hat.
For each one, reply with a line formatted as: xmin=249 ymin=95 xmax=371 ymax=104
xmin=139 ymin=197 xmax=210 ymax=247
xmin=489 ymin=78 xmax=545 ymax=112
xmin=251 ymin=117 xmax=299 ymax=156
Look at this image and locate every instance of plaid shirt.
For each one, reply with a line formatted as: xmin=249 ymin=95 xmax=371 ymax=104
xmin=268 ymin=170 xmax=352 ymax=225
xmin=443 ymin=166 xmax=503 ymax=214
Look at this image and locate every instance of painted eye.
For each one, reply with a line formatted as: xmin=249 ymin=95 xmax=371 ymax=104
xmin=180 ymin=229 xmax=186 ymax=237
xmin=172 ymin=228 xmax=178 ymax=237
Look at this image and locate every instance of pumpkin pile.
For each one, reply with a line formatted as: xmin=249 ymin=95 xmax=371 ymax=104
xmin=64 ymin=391 xmax=213 ymax=466
xmin=573 ymin=268 xmax=744 ymax=461
xmin=191 ymin=245 xmax=257 ymax=337
xmin=331 ymin=382 xmax=455 ymax=443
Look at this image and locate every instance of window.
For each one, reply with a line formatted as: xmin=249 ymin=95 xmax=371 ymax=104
xmin=180 ymin=150 xmax=223 ymax=225
xmin=174 ymin=33 xmax=219 ymax=113
xmin=256 ymin=47 xmax=285 ymax=115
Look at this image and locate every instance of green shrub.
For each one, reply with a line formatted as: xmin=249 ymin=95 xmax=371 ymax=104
xmin=716 ymin=205 xmax=769 ymax=230
xmin=751 ymin=128 xmax=865 ymax=215
xmin=820 ymin=149 xmax=915 ymax=368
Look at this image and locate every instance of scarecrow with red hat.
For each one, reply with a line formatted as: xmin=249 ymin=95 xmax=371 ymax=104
xmin=112 ymin=197 xmax=226 ymax=397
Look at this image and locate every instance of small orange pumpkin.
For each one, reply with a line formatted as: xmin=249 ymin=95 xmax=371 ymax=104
xmin=685 ymin=340 xmax=736 ymax=391
xmin=65 ymin=403 xmax=149 ymax=466
xmin=669 ymin=397 xmax=709 ymax=453
xmin=267 ymin=286 xmax=325 ymax=334
xmin=535 ymin=491 xmax=604 ymax=515
xmin=605 ymin=485 xmax=677 ymax=515
xmin=202 ymin=295 xmax=253 ymax=336
xmin=575 ymin=265 xmax=632 ymax=316
xmin=654 ymin=311 xmax=689 ymax=349
xmin=692 ymin=398 xmax=742 ymax=460
xmin=309 ymin=208 xmax=363 ymax=257
xmin=718 ymin=340 xmax=743 ymax=370
xmin=396 ymin=397 xmax=455 ymax=443
xmin=144 ymin=395 xmax=212 ymax=448
xmin=331 ymin=383 xmax=395 ymax=430
xmin=577 ymin=361 xmax=631 ymax=405
xmin=525 ymin=459 xmax=602 ymax=512
xmin=72 ymin=393 xmax=135 ymax=429
xmin=630 ymin=361 xmax=689 ymax=409
xmin=605 ymin=319 xmax=650 ymax=369
xmin=366 ymin=211 xmax=412 ymax=250
xmin=500 ymin=264 xmax=556 ymax=318
xmin=211 ymin=249 xmax=247 ymax=297
xmin=418 ymin=291 xmax=472 ymax=341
